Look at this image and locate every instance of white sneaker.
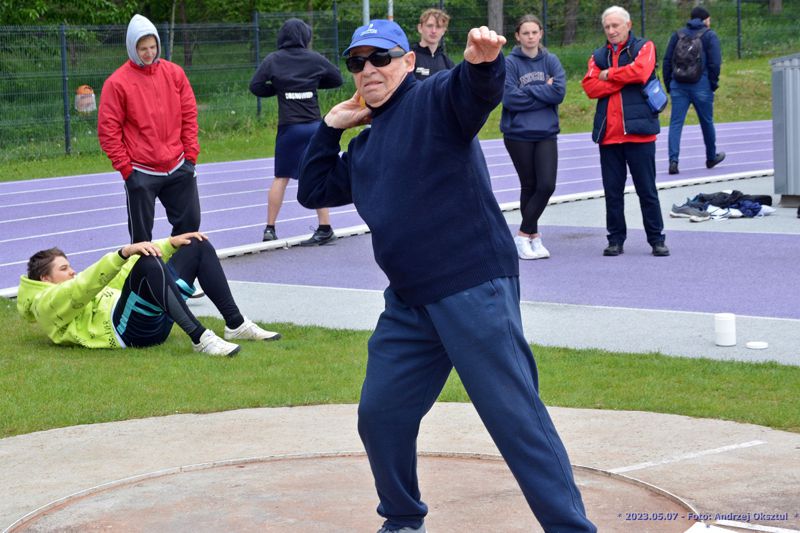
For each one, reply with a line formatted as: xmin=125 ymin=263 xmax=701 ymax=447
xmin=224 ymin=317 xmax=281 ymax=341
xmin=192 ymin=329 xmax=240 ymax=356
xmin=514 ymin=235 xmax=536 ymax=260
xmin=530 ymin=236 xmax=550 ymax=259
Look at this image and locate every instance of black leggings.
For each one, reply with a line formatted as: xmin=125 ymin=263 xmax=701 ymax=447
xmin=112 ymin=239 xmax=243 ymax=347
xmin=503 ymin=137 xmax=558 ymax=235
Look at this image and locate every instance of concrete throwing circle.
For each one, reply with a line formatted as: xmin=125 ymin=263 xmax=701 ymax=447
xmin=9 ymin=453 xmax=697 ymax=532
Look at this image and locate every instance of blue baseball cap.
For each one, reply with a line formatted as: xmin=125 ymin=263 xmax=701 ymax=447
xmin=343 ymin=19 xmax=410 ymax=56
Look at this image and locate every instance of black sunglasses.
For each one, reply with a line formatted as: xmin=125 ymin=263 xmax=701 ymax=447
xmin=345 ymin=49 xmax=406 ymax=73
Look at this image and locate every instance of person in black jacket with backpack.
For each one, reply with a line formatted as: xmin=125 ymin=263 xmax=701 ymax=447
xmin=662 ymin=6 xmax=724 ymax=175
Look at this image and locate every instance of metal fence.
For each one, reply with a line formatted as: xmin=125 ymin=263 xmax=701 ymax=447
xmin=0 ymin=0 xmax=797 ymax=163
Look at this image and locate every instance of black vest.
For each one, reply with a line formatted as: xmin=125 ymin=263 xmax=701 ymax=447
xmin=591 ymin=35 xmax=660 ymax=143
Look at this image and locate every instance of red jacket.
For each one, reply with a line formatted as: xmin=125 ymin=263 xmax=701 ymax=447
xmin=98 ymin=59 xmax=199 ymax=179
xmin=582 ymin=39 xmax=657 ymax=145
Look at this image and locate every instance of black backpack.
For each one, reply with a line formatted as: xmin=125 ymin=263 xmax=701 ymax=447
xmin=671 ymin=27 xmax=707 ymax=83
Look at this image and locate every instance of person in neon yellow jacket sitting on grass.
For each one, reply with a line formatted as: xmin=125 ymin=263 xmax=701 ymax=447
xmin=17 ymin=232 xmax=279 ymax=356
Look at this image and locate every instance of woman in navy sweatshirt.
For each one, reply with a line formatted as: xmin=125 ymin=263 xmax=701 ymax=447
xmin=501 ymin=14 xmax=566 ymax=260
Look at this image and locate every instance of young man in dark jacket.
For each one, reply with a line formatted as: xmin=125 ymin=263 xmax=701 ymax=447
xmin=411 ymin=8 xmax=455 ymax=81
xmin=662 ymin=6 xmax=725 ymax=174
xmin=582 ymin=5 xmax=669 ymax=257
xmin=249 ymin=18 xmax=343 ymax=245
xmin=298 ymin=19 xmax=595 ymax=533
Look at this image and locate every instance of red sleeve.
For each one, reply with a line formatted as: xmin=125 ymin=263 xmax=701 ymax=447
xmin=177 ymin=67 xmax=200 ymax=164
xmin=581 ymin=55 xmax=625 ymax=99
xmin=607 ymin=40 xmax=656 ymax=85
xmin=97 ymin=76 xmax=133 ymax=179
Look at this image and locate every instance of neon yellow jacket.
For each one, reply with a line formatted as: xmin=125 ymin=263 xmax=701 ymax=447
xmin=17 ymin=239 xmax=178 ymax=349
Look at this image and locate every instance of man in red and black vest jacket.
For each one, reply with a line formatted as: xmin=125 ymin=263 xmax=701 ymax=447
xmin=582 ymin=5 xmax=669 ymax=258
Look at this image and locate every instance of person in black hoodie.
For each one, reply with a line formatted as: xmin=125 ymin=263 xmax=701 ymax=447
xmin=249 ymin=18 xmax=343 ymax=245
xmin=501 ymin=14 xmax=566 ymax=260
xmin=298 ymin=20 xmax=595 ymax=533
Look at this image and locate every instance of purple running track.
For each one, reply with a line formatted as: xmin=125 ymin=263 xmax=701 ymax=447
xmin=219 ymin=224 xmax=800 ymax=321
xmin=0 ymin=120 xmax=773 ymax=292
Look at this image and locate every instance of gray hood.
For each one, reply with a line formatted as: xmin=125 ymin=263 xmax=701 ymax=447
xmin=126 ymin=14 xmax=161 ymax=66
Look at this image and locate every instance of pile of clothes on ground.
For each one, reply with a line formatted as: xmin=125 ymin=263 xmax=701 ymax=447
xmin=669 ymin=190 xmax=777 ymax=222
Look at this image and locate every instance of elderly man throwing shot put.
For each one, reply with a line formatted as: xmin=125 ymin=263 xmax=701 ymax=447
xmin=297 ymin=20 xmax=596 ymax=533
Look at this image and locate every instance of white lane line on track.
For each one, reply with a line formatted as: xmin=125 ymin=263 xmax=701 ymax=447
xmin=608 ymin=440 xmax=766 ymax=474
xmin=0 ymin=208 xmax=359 ymax=267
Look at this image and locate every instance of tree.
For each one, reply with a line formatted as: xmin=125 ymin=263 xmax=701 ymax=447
xmin=769 ymin=0 xmax=782 ymax=15
xmin=488 ymin=0 xmax=504 ymax=33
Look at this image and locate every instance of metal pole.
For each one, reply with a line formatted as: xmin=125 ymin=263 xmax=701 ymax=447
xmin=387 ymin=0 xmax=393 ymax=21
xmin=542 ymin=0 xmax=548 ymax=48
xmin=60 ymin=24 xmax=71 ymax=155
xmin=640 ymin=0 xmax=646 ymax=37
xmin=737 ymin=0 xmax=742 ymax=59
xmin=254 ymin=11 xmax=262 ymax=117
xmin=363 ymin=0 xmax=370 ymax=25
xmin=161 ymin=22 xmax=171 ymax=60
xmin=333 ymin=0 xmax=340 ymax=58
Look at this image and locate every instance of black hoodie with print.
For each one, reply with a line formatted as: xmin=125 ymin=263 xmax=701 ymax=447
xmin=249 ymin=18 xmax=343 ymax=126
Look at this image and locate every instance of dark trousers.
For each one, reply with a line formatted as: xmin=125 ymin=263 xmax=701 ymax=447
xmin=113 ymin=239 xmax=242 ymax=347
xmin=359 ymin=277 xmax=596 ymax=532
xmin=124 ymin=161 xmax=201 ymax=243
xmin=599 ymin=142 xmax=665 ymax=246
xmin=504 ymin=137 xmax=558 ymax=235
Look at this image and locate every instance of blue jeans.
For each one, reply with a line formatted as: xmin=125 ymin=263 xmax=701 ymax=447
xmin=599 ymin=141 xmax=665 ymax=246
xmin=359 ymin=277 xmax=595 ymax=532
xmin=668 ymin=78 xmax=717 ymax=163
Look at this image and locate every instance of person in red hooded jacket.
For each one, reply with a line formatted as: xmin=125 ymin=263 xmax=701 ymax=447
xmin=98 ymin=14 xmax=201 ymax=243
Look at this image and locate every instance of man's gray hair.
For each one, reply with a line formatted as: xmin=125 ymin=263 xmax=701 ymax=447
xmin=601 ymin=5 xmax=631 ymax=25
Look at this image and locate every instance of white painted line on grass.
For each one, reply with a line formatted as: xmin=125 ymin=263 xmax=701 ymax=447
xmin=609 ymin=440 xmax=766 ymax=474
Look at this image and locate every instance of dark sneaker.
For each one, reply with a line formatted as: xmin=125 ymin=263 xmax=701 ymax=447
xmin=603 ymin=243 xmax=624 ymax=256
xmin=300 ymin=227 xmax=336 ymax=246
xmin=652 ymin=243 xmax=670 ymax=257
xmin=797 ymin=205 xmax=800 ymax=218
xmin=706 ymin=152 xmax=726 ymax=169
xmin=668 ymin=161 xmax=679 ymax=175
xmin=376 ymin=525 xmax=426 ymax=533
xmin=263 ymin=227 xmax=277 ymax=242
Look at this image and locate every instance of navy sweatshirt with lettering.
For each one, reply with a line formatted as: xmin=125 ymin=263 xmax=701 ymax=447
xmin=249 ymin=18 xmax=343 ymax=126
xmin=297 ymin=56 xmax=518 ymax=306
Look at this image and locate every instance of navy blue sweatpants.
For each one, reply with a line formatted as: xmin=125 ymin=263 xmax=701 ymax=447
xmin=359 ymin=276 xmax=596 ymax=532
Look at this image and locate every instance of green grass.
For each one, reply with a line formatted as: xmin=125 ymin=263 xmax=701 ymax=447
xmin=2 ymin=298 xmax=799 ymax=439
xmin=0 ymin=56 xmax=773 ymax=182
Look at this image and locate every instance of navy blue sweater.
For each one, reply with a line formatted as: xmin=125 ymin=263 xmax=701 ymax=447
xmin=298 ymin=57 xmax=518 ymax=306
xmin=501 ymin=46 xmax=566 ymax=142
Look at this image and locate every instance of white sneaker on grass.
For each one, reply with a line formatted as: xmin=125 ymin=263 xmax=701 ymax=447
xmin=224 ymin=317 xmax=281 ymax=341
xmin=530 ymin=236 xmax=550 ymax=259
xmin=192 ymin=329 xmax=240 ymax=357
xmin=514 ymin=235 xmax=536 ymax=260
